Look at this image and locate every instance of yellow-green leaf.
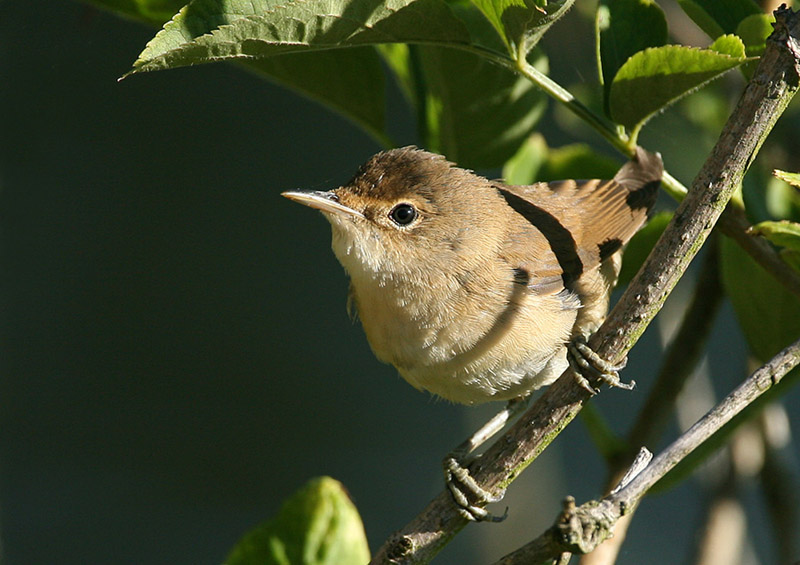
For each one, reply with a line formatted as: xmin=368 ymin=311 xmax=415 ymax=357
xmin=775 ymin=169 xmax=800 ymax=189
xmin=227 ymin=477 xmax=369 ymax=565
xmin=609 ymin=35 xmax=747 ymax=131
xmin=470 ymin=0 xmax=575 ymax=57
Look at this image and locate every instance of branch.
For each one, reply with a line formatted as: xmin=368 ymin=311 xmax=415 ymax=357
xmin=370 ymin=7 xmax=800 ymax=563
xmin=494 ymin=336 xmax=800 ymax=565
xmin=508 ymin=22 xmax=800 ymax=302
xmin=579 ymin=236 xmax=724 ymax=565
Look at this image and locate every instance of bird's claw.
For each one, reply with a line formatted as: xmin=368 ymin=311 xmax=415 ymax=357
xmin=567 ymin=336 xmax=633 ymax=394
xmin=443 ymin=455 xmax=507 ymax=522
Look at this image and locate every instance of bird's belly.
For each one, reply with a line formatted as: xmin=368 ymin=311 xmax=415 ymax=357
xmin=398 ymin=346 xmax=569 ymax=405
xmin=359 ymin=288 xmax=576 ymax=405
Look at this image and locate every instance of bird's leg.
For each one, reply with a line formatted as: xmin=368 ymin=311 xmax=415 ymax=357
xmin=443 ymin=396 xmax=531 ymax=522
xmin=567 ymin=335 xmax=633 ymax=394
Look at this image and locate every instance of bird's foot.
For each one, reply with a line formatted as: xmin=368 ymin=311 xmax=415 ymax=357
xmin=443 ymin=454 xmax=508 ymax=522
xmin=567 ymin=336 xmax=633 ymax=394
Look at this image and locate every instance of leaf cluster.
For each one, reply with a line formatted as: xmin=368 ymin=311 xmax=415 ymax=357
xmin=79 ymin=0 xmax=800 ymax=560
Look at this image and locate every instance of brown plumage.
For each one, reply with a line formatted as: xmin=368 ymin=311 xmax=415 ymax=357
xmin=283 ymin=146 xmax=662 ymax=404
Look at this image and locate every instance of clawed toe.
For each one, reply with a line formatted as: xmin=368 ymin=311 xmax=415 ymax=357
xmin=443 ymin=455 xmax=507 ymax=522
xmin=567 ymin=336 xmax=634 ymax=393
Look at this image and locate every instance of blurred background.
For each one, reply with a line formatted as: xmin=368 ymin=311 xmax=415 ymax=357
xmin=1 ymin=0 xmax=798 ymax=563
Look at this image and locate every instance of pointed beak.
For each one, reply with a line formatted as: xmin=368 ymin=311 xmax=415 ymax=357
xmin=281 ymin=190 xmax=364 ymax=219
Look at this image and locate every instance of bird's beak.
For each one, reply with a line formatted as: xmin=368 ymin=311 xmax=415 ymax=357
xmin=282 ymin=190 xmax=364 ymax=219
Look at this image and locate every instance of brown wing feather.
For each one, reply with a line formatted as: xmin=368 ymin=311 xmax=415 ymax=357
xmin=499 ymin=148 xmax=662 ymax=291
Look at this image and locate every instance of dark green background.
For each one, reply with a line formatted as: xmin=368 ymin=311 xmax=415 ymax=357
xmin=1 ymin=1 xmax=794 ymax=563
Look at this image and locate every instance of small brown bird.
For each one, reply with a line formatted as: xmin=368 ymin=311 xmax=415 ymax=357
xmin=283 ymin=146 xmax=662 ymax=519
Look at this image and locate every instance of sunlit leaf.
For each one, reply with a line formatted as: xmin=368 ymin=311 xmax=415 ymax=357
xmin=126 ymin=0 xmax=474 ymax=77
xmin=536 ymin=143 xmax=619 ymax=181
xmin=227 ymin=477 xmax=369 ymax=565
xmin=608 ymin=35 xmax=747 ymax=131
xmin=736 ymin=13 xmax=775 ymax=78
xmin=596 ymin=0 xmax=667 ymax=117
xmin=775 ymin=169 xmax=800 ymax=189
xmin=502 ymin=133 xmax=549 ymax=184
xmin=470 ymin=0 xmax=575 ymax=57
xmin=748 ymin=221 xmax=800 ymax=255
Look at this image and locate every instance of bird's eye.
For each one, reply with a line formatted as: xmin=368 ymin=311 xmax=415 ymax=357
xmin=389 ymin=203 xmax=418 ymax=226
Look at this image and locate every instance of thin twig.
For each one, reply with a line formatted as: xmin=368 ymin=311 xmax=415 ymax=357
xmin=370 ymin=8 xmax=800 ymax=563
xmin=627 ymin=235 xmax=723 ymax=451
xmin=493 ymin=336 xmax=800 ymax=565
xmin=579 ymin=235 xmax=724 ymax=565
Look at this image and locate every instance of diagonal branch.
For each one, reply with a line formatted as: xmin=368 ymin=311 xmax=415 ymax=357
xmin=370 ymin=6 xmax=800 ymax=563
xmin=494 ymin=336 xmax=800 ymax=565
xmin=579 ymin=235 xmax=724 ymax=565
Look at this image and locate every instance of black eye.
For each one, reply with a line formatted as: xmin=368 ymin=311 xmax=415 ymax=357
xmin=389 ymin=203 xmax=418 ymax=226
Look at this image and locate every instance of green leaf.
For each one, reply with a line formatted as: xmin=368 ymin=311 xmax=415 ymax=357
xmin=127 ymin=0 xmax=474 ymax=77
xmin=86 ymin=0 xmax=188 ymax=25
xmin=608 ymin=35 xmax=748 ymax=132
xmin=470 ymin=0 xmax=575 ymax=57
xmin=88 ymin=0 xmax=389 ymax=143
xmin=536 ymin=143 xmax=619 ymax=181
xmin=775 ymin=169 xmax=800 ymax=189
xmin=226 ymin=477 xmax=370 ymax=565
xmin=502 ymin=137 xmax=621 ymax=186
xmin=580 ymin=403 xmax=628 ymax=462
xmin=502 ymin=133 xmax=549 ymax=184
xmin=378 ymin=43 xmax=416 ymax=104
xmin=748 ymin=221 xmax=800 ymax=254
xmin=720 ymin=238 xmax=800 ymax=365
xmin=421 ymin=47 xmax=548 ymax=168
xmin=736 ymin=13 xmax=774 ymax=57
xmin=676 ymin=0 xmax=761 ymax=38
xmin=246 ymin=50 xmax=388 ymax=144
xmin=736 ymin=13 xmax=775 ymax=79
xmin=595 ymin=0 xmax=667 ymax=118
xmin=617 ymin=211 xmax=672 ymax=288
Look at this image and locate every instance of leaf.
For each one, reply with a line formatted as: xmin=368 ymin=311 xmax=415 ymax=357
xmin=608 ymin=35 xmax=748 ymax=131
xmin=736 ymin=13 xmax=774 ymax=57
xmin=676 ymin=0 xmax=761 ymax=38
xmin=470 ymin=0 xmax=575 ymax=57
xmin=226 ymin=477 xmax=370 ymax=565
xmin=595 ymin=0 xmax=668 ymax=118
xmin=775 ymin=169 xmax=800 ymax=189
xmin=246 ymin=49 xmax=388 ymax=144
xmin=85 ymin=0 xmax=188 ymax=25
xmin=502 ymin=133 xmax=549 ymax=184
xmin=617 ymin=211 xmax=672 ymax=288
xmin=88 ymin=0 xmax=389 ymax=143
xmin=421 ymin=47 xmax=548 ymax=168
xmin=127 ymin=0 xmax=475 ymax=77
xmin=720 ymin=238 xmax=800 ymax=365
xmin=536 ymin=143 xmax=619 ymax=181
xmin=736 ymin=13 xmax=775 ymax=79
xmin=748 ymin=221 xmax=800 ymax=255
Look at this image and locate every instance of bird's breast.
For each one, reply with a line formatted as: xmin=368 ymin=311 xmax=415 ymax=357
xmin=350 ymin=269 xmax=578 ymax=405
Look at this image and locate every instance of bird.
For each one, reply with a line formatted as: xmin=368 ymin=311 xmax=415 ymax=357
xmin=282 ymin=145 xmax=663 ymax=520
